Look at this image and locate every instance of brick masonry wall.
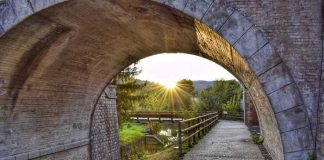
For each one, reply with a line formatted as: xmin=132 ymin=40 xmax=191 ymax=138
xmin=244 ymin=90 xmax=259 ymax=127
xmin=225 ymin=0 xmax=323 ymax=158
xmin=0 ymin=0 xmax=322 ymax=159
xmin=319 ymin=39 xmax=324 ymax=157
xmin=91 ymin=85 xmax=120 ymax=160
xmin=0 ymin=1 xmax=198 ymax=159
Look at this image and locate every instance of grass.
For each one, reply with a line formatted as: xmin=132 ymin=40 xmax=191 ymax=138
xmin=119 ymin=122 xmax=145 ymax=144
xmin=146 ymin=147 xmax=178 ymax=160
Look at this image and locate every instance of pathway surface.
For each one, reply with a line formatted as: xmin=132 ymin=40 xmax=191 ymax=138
xmin=183 ymin=120 xmax=264 ymax=160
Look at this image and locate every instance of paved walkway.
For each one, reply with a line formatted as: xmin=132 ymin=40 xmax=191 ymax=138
xmin=183 ymin=120 xmax=264 ymax=160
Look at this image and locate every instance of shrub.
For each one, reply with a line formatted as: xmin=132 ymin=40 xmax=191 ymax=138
xmin=147 ymin=122 xmax=164 ymax=134
xmin=251 ymin=133 xmax=264 ymax=144
xmin=128 ymin=151 xmax=147 ymax=160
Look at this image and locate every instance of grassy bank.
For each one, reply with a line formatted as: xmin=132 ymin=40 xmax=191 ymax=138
xmin=146 ymin=147 xmax=178 ymax=160
xmin=119 ymin=122 xmax=145 ymax=144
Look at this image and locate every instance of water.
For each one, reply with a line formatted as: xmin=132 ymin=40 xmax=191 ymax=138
xmin=158 ymin=123 xmax=178 ymax=147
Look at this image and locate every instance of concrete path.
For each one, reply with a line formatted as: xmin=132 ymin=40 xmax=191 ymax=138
xmin=183 ymin=120 xmax=264 ymax=160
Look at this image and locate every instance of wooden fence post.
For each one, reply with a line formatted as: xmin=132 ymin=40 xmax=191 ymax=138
xmin=178 ymin=122 xmax=182 ymax=156
xmin=198 ymin=118 xmax=202 ymax=139
xmin=188 ymin=121 xmax=192 ymax=148
xmin=193 ymin=119 xmax=196 ymax=144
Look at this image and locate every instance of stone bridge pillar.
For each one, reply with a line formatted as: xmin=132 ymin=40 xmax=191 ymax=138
xmin=244 ymin=90 xmax=259 ymax=127
xmin=90 ymin=85 xmax=120 ymax=160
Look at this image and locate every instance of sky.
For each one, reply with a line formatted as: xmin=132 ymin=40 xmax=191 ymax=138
xmin=136 ymin=53 xmax=236 ymax=84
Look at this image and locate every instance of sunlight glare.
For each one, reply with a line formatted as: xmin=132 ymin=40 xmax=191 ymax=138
xmin=161 ymin=81 xmax=177 ymax=89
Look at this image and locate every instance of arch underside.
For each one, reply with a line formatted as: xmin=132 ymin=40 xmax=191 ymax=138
xmin=0 ymin=0 xmax=314 ymax=160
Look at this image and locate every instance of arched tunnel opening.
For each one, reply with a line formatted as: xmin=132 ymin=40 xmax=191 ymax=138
xmin=93 ymin=52 xmax=264 ymax=159
xmin=0 ymin=0 xmax=315 ymax=160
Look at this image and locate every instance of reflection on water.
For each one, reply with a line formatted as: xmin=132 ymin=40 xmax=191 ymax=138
xmin=158 ymin=123 xmax=178 ymax=147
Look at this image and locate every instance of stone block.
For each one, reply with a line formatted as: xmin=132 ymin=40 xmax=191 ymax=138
xmin=318 ymin=151 xmax=324 ymax=160
xmin=183 ymin=0 xmax=213 ymax=20
xmin=258 ymin=63 xmax=293 ymax=94
xmin=320 ymin=102 xmax=324 ymax=123
xmin=233 ymin=26 xmax=268 ymax=58
xmin=7 ymin=0 xmax=33 ymax=20
xmin=219 ymin=11 xmax=252 ymax=45
xmin=154 ymin=0 xmax=188 ymax=11
xmin=0 ymin=25 xmax=4 ymax=35
xmin=268 ymin=83 xmax=303 ymax=113
xmin=105 ymin=85 xmax=117 ymax=98
xmin=201 ymin=0 xmax=234 ymax=31
xmin=28 ymin=0 xmax=66 ymax=12
xmin=39 ymin=147 xmax=52 ymax=157
xmin=15 ymin=153 xmax=28 ymax=160
xmin=80 ymin=138 xmax=90 ymax=145
xmin=63 ymin=143 xmax=71 ymax=150
xmin=281 ymin=127 xmax=313 ymax=153
xmin=284 ymin=150 xmax=313 ymax=160
xmin=64 ymin=141 xmax=81 ymax=150
xmin=151 ymin=0 xmax=167 ymax=4
xmin=51 ymin=145 xmax=65 ymax=153
xmin=28 ymin=150 xmax=40 ymax=159
xmin=275 ymin=105 xmax=308 ymax=132
xmin=0 ymin=156 xmax=15 ymax=160
xmin=0 ymin=1 xmax=18 ymax=31
xmin=317 ymin=124 xmax=324 ymax=158
xmin=247 ymin=44 xmax=281 ymax=76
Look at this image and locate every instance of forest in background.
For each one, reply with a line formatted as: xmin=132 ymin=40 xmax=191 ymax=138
xmin=112 ymin=64 xmax=243 ymax=125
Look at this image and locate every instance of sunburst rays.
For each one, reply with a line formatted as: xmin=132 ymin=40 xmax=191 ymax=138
xmin=146 ymin=81 xmax=193 ymax=111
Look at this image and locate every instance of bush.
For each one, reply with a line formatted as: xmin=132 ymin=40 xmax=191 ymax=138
xmin=128 ymin=151 xmax=147 ymax=160
xmin=251 ymin=133 xmax=264 ymax=144
xmin=147 ymin=122 xmax=164 ymax=134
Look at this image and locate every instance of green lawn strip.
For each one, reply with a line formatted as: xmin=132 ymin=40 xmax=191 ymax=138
xmin=119 ymin=122 xmax=145 ymax=144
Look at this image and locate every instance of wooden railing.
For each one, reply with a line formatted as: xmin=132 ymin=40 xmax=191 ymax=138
xmin=129 ymin=111 xmax=185 ymax=118
xmin=129 ymin=111 xmax=186 ymax=122
xmin=222 ymin=111 xmax=244 ymax=120
xmin=128 ymin=111 xmax=215 ymax=122
xmin=129 ymin=111 xmax=243 ymax=121
xmin=177 ymin=112 xmax=219 ymax=156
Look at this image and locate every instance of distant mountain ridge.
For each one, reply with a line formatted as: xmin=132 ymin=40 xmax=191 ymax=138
xmin=193 ymin=80 xmax=215 ymax=91
xmin=136 ymin=79 xmax=215 ymax=91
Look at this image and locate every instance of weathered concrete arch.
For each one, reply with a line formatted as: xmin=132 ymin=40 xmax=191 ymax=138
xmin=0 ymin=0 xmax=321 ymax=160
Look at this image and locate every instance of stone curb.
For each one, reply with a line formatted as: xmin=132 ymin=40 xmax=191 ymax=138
xmin=0 ymin=139 xmax=90 ymax=160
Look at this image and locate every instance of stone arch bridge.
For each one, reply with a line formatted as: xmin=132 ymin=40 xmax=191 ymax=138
xmin=0 ymin=0 xmax=322 ymax=160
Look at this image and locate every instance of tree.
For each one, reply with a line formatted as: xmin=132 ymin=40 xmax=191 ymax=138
xmin=174 ymin=79 xmax=195 ymax=111
xmin=137 ymin=82 xmax=168 ymax=112
xmin=197 ymin=80 xmax=242 ymax=112
xmin=111 ymin=64 xmax=144 ymax=124
xmin=133 ymin=79 xmax=195 ymax=113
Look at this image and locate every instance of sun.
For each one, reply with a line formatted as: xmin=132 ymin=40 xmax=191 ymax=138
xmin=161 ymin=81 xmax=177 ymax=89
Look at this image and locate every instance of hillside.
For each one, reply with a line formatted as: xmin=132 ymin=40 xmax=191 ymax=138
xmin=193 ymin=80 xmax=215 ymax=91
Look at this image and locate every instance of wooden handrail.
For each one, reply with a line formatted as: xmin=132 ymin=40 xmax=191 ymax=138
xmin=181 ymin=115 xmax=218 ymax=132
xmin=128 ymin=111 xmax=215 ymax=120
xmin=182 ymin=119 xmax=216 ymax=142
xmin=178 ymin=112 xmax=219 ymax=156
xmin=179 ymin=112 xmax=216 ymax=123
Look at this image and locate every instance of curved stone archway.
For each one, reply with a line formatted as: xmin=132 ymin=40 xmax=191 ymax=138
xmin=0 ymin=0 xmax=320 ymax=160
